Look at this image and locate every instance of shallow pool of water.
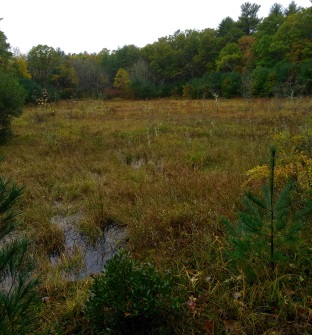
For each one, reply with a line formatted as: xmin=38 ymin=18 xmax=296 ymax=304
xmin=51 ymin=213 xmax=126 ymax=279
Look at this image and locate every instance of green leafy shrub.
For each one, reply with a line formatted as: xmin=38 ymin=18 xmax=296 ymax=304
xmin=221 ymin=72 xmax=241 ymax=98
xmin=85 ymin=251 xmax=182 ymax=335
xmin=251 ymin=66 xmax=271 ymax=97
xmin=19 ymin=77 xmax=42 ymax=103
xmin=0 ymin=177 xmax=40 ymax=334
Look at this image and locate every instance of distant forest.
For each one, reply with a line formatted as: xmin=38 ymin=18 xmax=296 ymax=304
xmin=1 ymin=1 xmax=312 ymax=100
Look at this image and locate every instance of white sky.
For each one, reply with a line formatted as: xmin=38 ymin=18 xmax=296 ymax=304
xmin=1 ymin=0 xmax=311 ymax=55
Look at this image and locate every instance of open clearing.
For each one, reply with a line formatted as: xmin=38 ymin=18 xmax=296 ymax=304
xmin=1 ymin=98 xmax=311 ymax=334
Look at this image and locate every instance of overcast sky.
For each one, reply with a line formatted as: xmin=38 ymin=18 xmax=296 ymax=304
xmin=1 ymin=0 xmax=311 ymax=55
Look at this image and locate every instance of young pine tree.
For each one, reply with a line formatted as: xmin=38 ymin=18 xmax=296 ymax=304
xmin=0 ymin=177 xmax=39 ymax=335
xmin=223 ymin=147 xmax=312 ymax=280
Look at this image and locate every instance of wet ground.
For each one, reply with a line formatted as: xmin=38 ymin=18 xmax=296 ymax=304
xmin=51 ymin=213 xmax=127 ymax=278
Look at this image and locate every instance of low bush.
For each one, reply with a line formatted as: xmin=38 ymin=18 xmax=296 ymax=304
xmin=85 ymin=250 xmax=182 ymax=335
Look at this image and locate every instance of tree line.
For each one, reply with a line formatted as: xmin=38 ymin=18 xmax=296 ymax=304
xmin=1 ymin=1 xmax=312 ymax=103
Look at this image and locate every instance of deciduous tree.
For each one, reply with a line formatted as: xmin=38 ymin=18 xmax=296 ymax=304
xmin=51 ymin=60 xmax=78 ymax=98
xmin=27 ymin=44 xmax=60 ymax=85
xmin=70 ymin=52 xmax=107 ymax=97
xmin=273 ymin=6 xmax=312 ymax=62
xmin=216 ymin=43 xmax=243 ymax=71
xmin=113 ymin=68 xmax=131 ymax=97
xmin=12 ymin=49 xmax=31 ymax=79
xmin=238 ymin=35 xmax=256 ymax=71
xmin=194 ymin=28 xmax=219 ymax=74
xmin=142 ymin=37 xmax=178 ymax=84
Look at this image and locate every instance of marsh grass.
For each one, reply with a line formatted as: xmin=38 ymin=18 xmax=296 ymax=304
xmin=0 ymin=97 xmax=311 ymax=333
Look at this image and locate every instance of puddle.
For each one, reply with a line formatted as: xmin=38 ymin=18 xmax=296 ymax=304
xmin=130 ymin=157 xmax=146 ymax=169
xmin=50 ymin=214 xmax=127 ymax=279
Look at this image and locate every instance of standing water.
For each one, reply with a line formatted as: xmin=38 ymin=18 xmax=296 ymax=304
xmin=50 ymin=213 xmax=127 ymax=279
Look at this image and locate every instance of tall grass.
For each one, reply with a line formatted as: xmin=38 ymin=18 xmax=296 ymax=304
xmin=0 ymin=97 xmax=311 ymax=334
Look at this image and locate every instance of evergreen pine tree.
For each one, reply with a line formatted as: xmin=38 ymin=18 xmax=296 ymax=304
xmin=0 ymin=177 xmax=39 ymax=335
xmin=223 ymin=147 xmax=312 ymax=280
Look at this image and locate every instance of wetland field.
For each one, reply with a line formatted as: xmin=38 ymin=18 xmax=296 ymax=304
xmin=1 ymin=97 xmax=311 ymax=334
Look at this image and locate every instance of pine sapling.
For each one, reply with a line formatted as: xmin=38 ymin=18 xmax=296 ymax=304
xmin=0 ymin=177 xmax=40 ymax=335
xmin=223 ymin=147 xmax=312 ymax=279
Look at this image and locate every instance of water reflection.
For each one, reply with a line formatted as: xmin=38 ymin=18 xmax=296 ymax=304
xmin=51 ymin=214 xmax=126 ymax=278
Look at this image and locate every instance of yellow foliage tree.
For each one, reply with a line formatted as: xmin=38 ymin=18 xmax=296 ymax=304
xmin=14 ymin=55 xmax=31 ymax=79
xmin=50 ymin=60 xmax=78 ymax=98
xmin=113 ymin=68 xmax=131 ymax=98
